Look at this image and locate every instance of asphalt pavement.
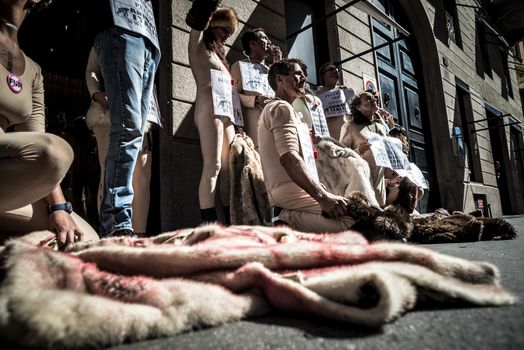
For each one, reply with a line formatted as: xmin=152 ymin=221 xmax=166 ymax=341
xmin=107 ymin=216 xmax=524 ymax=350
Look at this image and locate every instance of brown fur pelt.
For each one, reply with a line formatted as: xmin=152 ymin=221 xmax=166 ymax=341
xmin=229 ymin=134 xmax=270 ymax=225
xmin=409 ymin=209 xmax=518 ymax=243
xmin=315 ymin=136 xmax=380 ymax=207
xmin=345 ymin=191 xmax=412 ymax=242
xmin=0 ymin=225 xmax=515 ymax=349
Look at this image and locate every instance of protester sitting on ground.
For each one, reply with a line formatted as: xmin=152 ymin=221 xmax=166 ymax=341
xmin=367 ymin=88 xmax=395 ymax=132
xmin=186 ymin=0 xmax=239 ymax=223
xmin=339 ymin=91 xmax=389 ymax=206
xmin=230 ymin=28 xmax=281 ymax=148
xmin=85 ymin=47 xmax=157 ymax=236
xmin=258 ymin=59 xmax=357 ymax=233
xmin=315 ymin=63 xmax=354 ymax=140
xmin=389 ymin=124 xmax=410 ymax=156
xmin=0 ymin=0 xmax=98 ymax=248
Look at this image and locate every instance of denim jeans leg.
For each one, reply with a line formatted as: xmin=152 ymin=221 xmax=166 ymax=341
xmin=95 ymin=29 xmax=155 ymax=235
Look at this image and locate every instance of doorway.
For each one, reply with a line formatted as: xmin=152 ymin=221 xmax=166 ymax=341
xmin=371 ymin=0 xmax=438 ymax=213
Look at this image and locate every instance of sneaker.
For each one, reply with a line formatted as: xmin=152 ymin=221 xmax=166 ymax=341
xmin=105 ymin=228 xmax=137 ymax=238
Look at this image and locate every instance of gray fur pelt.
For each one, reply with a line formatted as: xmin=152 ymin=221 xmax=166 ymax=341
xmin=315 ymin=136 xmax=380 ymax=207
xmin=0 ymin=226 xmax=515 ymax=349
xmin=229 ymin=134 xmax=270 ymax=225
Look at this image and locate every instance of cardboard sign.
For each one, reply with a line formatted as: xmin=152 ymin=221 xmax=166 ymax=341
xmin=110 ymin=0 xmax=160 ymax=53
xmin=239 ymin=61 xmax=274 ymax=97
xmin=316 ymin=89 xmax=351 ymax=118
xmin=211 ymin=69 xmax=244 ymax=126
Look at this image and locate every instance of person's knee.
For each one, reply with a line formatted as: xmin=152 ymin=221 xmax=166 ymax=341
xmin=36 ymin=134 xmax=73 ymax=184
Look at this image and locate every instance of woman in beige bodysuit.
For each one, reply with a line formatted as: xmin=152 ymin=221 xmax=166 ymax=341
xmin=187 ymin=4 xmax=238 ymax=223
xmin=0 ymin=0 xmax=97 ymax=247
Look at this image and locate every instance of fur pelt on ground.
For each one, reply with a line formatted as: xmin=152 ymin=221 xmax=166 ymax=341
xmin=229 ymin=134 xmax=270 ymax=225
xmin=409 ymin=209 xmax=518 ymax=243
xmin=0 ymin=225 xmax=515 ymax=349
xmin=315 ymin=136 xmax=380 ymax=207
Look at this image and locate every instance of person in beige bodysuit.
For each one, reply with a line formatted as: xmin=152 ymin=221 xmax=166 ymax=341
xmin=230 ymin=28 xmax=281 ymax=148
xmin=315 ymin=63 xmax=352 ymax=140
xmin=258 ymin=59 xmax=355 ymax=233
xmin=187 ymin=2 xmax=239 ymax=223
xmin=339 ymin=91 xmax=389 ymax=206
xmin=0 ymin=0 xmax=97 ymax=247
xmin=85 ymin=47 xmax=154 ymax=235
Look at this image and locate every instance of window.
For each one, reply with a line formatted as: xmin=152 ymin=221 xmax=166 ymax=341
xmin=455 ymin=81 xmax=482 ymax=182
xmin=285 ymin=0 xmax=330 ymax=87
xmin=500 ymin=48 xmax=513 ymax=99
xmin=443 ymin=0 xmax=462 ymax=48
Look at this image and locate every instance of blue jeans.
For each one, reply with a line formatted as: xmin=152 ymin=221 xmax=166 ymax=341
xmin=94 ymin=27 xmax=158 ymax=235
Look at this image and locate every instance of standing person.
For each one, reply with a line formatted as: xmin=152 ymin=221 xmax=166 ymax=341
xmin=230 ymin=28 xmax=281 ymax=148
xmin=339 ymin=91 xmax=388 ymax=206
xmin=85 ymin=46 xmax=157 ymax=236
xmin=0 ymin=0 xmax=97 ymax=247
xmin=315 ymin=63 xmax=353 ymax=140
xmin=258 ymin=59 xmax=355 ymax=232
xmin=186 ymin=0 xmax=239 ymax=223
xmin=367 ymin=88 xmax=395 ymax=132
xmin=87 ymin=0 xmax=160 ymax=237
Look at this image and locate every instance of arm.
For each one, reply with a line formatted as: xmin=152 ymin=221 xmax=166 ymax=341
xmin=44 ymin=186 xmax=84 ymax=249
xmin=13 ymin=60 xmax=45 ymax=132
xmin=85 ymin=47 xmax=108 ymax=109
xmin=280 ymin=151 xmax=348 ymax=218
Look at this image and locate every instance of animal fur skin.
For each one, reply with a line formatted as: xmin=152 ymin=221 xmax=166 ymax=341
xmin=229 ymin=134 xmax=270 ymax=225
xmin=0 ymin=225 xmax=516 ymax=349
xmin=315 ymin=136 xmax=380 ymax=207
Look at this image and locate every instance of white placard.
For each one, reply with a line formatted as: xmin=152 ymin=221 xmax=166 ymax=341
xmin=211 ymin=69 xmax=244 ymax=126
xmin=397 ymin=163 xmax=429 ymax=189
xmin=307 ymin=99 xmax=330 ymax=137
xmin=110 ymin=0 xmax=160 ymax=53
xmin=296 ymin=120 xmax=319 ymax=182
xmin=367 ymin=133 xmax=411 ymax=170
xmin=231 ymin=87 xmax=244 ymax=126
xmin=316 ymin=89 xmax=351 ymax=118
xmin=239 ymin=61 xmax=274 ymax=97
xmin=146 ymin=85 xmax=161 ymax=127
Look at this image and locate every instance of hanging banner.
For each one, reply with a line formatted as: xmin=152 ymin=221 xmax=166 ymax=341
xmin=296 ymin=122 xmax=320 ymax=182
xmin=316 ymin=89 xmax=351 ymax=118
xmin=110 ymin=0 xmax=160 ymax=52
xmin=397 ymin=163 xmax=429 ymax=190
xmin=239 ymin=61 xmax=274 ymax=97
xmin=367 ymin=133 xmax=410 ymax=170
xmin=307 ymin=99 xmax=330 ymax=137
xmin=211 ymin=69 xmax=244 ymax=126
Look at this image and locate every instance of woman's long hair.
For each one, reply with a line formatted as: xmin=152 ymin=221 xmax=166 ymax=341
xmin=203 ymin=29 xmax=228 ymax=69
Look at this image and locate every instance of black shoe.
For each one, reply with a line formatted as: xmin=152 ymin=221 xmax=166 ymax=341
xmin=105 ymin=228 xmax=137 ymax=238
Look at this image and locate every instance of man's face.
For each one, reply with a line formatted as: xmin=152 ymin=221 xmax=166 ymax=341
xmin=251 ymin=31 xmax=271 ymax=58
xmin=358 ymin=92 xmax=378 ymax=119
xmin=279 ymin=63 xmax=306 ymax=99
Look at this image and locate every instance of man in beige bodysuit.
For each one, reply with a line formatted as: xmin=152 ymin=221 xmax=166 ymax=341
xmin=258 ymin=59 xmax=356 ymax=233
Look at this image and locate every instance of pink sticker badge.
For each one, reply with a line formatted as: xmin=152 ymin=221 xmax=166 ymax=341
xmin=7 ymin=73 xmax=22 ymax=94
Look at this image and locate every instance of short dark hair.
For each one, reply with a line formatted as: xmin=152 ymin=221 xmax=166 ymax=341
xmin=241 ymin=28 xmax=265 ymax=54
xmin=389 ymin=125 xmax=407 ymax=137
xmin=318 ymin=62 xmax=334 ymax=85
xmin=268 ymin=59 xmax=300 ymax=91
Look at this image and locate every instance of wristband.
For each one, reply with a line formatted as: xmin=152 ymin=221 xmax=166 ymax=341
xmin=47 ymin=202 xmax=73 ymax=214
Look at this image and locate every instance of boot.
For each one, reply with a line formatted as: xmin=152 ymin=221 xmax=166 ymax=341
xmin=200 ymin=207 xmax=218 ymax=223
